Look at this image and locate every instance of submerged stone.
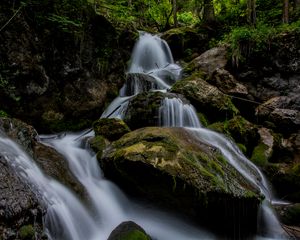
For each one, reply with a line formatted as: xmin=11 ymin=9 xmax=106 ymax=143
xmin=100 ymin=127 xmax=261 ymax=238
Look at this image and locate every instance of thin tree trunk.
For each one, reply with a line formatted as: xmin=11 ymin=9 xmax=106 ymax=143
xmin=247 ymin=0 xmax=256 ymax=26
xmin=172 ymin=0 xmax=178 ymax=27
xmin=203 ymin=0 xmax=215 ymax=23
xmin=128 ymin=0 xmax=132 ymax=7
xmin=296 ymin=0 xmax=300 ymax=9
xmin=283 ymin=0 xmax=289 ymax=23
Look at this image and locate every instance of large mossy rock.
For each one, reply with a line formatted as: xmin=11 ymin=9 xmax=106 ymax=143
xmin=107 ymin=221 xmax=151 ymax=240
xmin=100 ymin=127 xmax=261 ymax=237
xmin=171 ymin=72 xmax=239 ymax=122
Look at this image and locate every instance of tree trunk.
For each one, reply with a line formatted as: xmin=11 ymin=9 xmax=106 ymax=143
xmin=283 ymin=0 xmax=289 ymax=23
xmin=128 ymin=0 xmax=132 ymax=7
xmin=172 ymin=0 xmax=178 ymax=27
xmin=247 ymin=0 xmax=256 ymax=26
xmin=203 ymin=0 xmax=215 ymax=23
xmin=296 ymin=0 xmax=300 ymax=8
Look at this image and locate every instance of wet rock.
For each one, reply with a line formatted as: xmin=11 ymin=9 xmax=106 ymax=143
xmin=101 ymin=127 xmax=261 ymax=237
xmin=0 ymin=151 xmax=44 ymax=240
xmin=171 ymin=73 xmax=239 ymax=122
xmin=208 ymin=116 xmax=259 ymax=156
xmin=93 ymin=118 xmax=130 ymax=141
xmin=107 ymin=221 xmax=151 ymax=240
xmin=124 ymin=91 xmax=188 ymax=130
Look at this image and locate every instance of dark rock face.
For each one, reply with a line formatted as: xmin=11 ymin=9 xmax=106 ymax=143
xmin=0 ymin=154 xmax=45 ymax=240
xmin=0 ymin=2 xmax=136 ymax=133
xmin=100 ymin=127 xmax=261 ymax=238
xmin=0 ymin=117 xmax=85 ymax=239
xmin=161 ymin=27 xmax=209 ymax=61
xmin=108 ymin=221 xmax=151 ymax=240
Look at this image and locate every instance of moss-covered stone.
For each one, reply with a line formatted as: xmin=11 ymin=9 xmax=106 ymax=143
xmin=93 ymin=118 xmax=130 ymax=141
xmin=108 ymin=221 xmax=151 ymax=240
xmin=207 ymin=116 xmax=259 ymax=156
xmin=251 ymin=143 xmax=269 ymax=166
xmin=101 ymin=127 xmax=261 ymax=237
xmin=89 ymin=135 xmax=109 ymax=159
xmin=171 ymin=72 xmax=239 ymax=123
xmin=19 ymin=225 xmax=35 ymax=240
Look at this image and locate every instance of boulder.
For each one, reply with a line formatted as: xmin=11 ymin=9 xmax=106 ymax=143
xmin=171 ymin=73 xmax=239 ymax=122
xmin=256 ymin=96 xmax=300 ymax=133
xmin=100 ymin=127 xmax=261 ymax=237
xmin=185 ymin=46 xmax=228 ymax=76
xmin=93 ymin=118 xmax=130 ymax=141
xmin=107 ymin=221 xmax=151 ymax=240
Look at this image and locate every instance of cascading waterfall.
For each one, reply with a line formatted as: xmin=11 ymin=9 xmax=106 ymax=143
xmin=1 ymin=31 xmax=290 ymax=240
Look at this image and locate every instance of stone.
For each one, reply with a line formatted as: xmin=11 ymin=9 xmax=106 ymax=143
xmin=107 ymin=221 xmax=151 ymax=240
xmin=93 ymin=118 xmax=130 ymax=141
xmin=100 ymin=127 xmax=261 ymax=237
xmin=171 ymin=72 xmax=239 ymax=122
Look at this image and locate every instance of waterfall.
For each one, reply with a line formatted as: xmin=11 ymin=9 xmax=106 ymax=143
xmin=1 ymin=32 xmax=289 ymax=240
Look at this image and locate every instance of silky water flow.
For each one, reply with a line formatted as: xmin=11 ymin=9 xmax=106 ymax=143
xmin=0 ymin=32 xmax=289 ymax=239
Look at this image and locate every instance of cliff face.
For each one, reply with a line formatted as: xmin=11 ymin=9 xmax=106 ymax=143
xmin=0 ymin=0 xmax=136 ymax=133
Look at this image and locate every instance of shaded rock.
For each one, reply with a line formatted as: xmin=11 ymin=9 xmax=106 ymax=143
xmin=274 ymin=203 xmax=300 ymax=226
xmin=209 ymin=68 xmax=248 ymax=96
xmin=265 ymin=163 xmax=300 ymax=201
xmin=256 ymin=97 xmax=300 ymax=133
xmin=89 ymin=135 xmax=110 ymax=159
xmin=101 ymin=127 xmax=261 ymax=237
xmin=0 ymin=2 xmax=136 ymax=133
xmin=161 ymin=27 xmax=209 ymax=61
xmin=93 ymin=118 xmax=130 ymax=141
xmin=171 ymin=73 xmax=239 ymax=122
xmin=186 ymin=46 xmax=228 ymax=76
xmin=0 ymin=146 xmax=44 ymax=240
xmin=107 ymin=221 xmax=151 ymax=240
xmin=0 ymin=117 xmax=84 ymax=196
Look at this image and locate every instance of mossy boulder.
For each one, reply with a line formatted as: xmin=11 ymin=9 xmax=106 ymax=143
xmin=89 ymin=135 xmax=109 ymax=159
xmin=19 ymin=225 xmax=35 ymax=240
xmin=208 ymin=116 xmax=259 ymax=156
xmin=101 ymin=127 xmax=261 ymax=237
xmin=107 ymin=221 xmax=151 ymax=240
xmin=93 ymin=118 xmax=130 ymax=141
xmin=171 ymin=72 xmax=239 ymax=123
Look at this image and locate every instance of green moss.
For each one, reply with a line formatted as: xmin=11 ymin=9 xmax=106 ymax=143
xmin=0 ymin=110 xmax=8 ymax=117
xmin=237 ymin=143 xmax=247 ymax=155
xmin=122 ymin=230 xmax=151 ymax=240
xmin=197 ymin=112 xmax=209 ymax=127
xmin=19 ymin=225 xmax=34 ymax=240
xmin=90 ymin=136 xmax=108 ymax=158
xmin=251 ymin=143 xmax=269 ymax=166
